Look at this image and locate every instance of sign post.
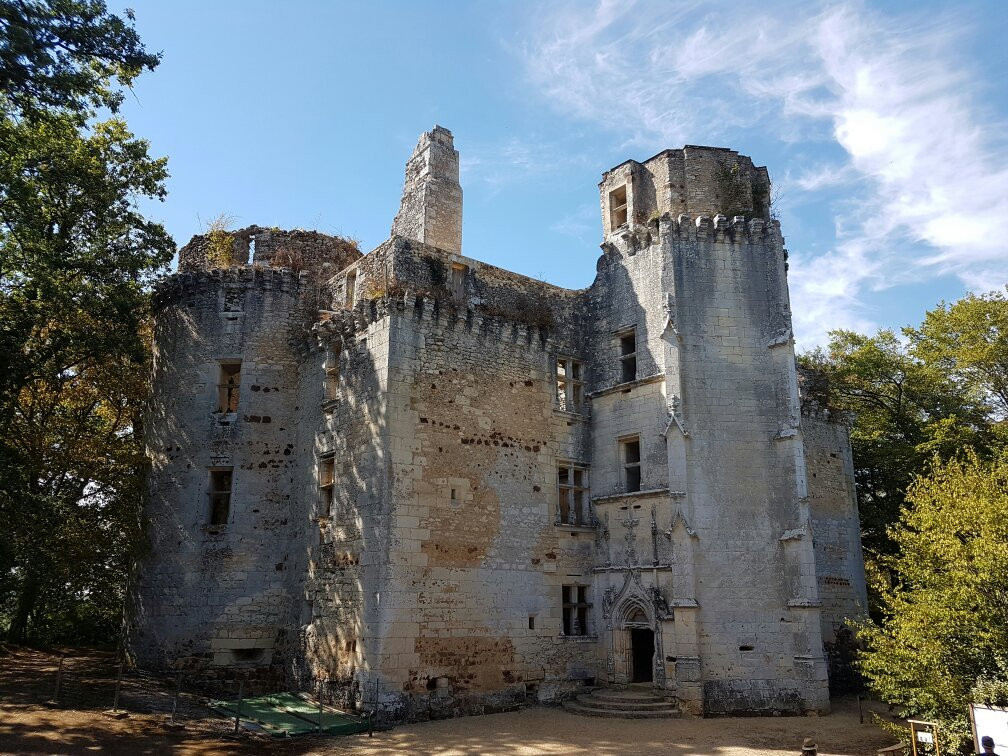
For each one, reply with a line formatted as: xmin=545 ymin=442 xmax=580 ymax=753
xmin=908 ymin=720 xmax=940 ymax=756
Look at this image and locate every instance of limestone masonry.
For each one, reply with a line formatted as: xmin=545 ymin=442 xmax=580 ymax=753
xmin=132 ymin=126 xmax=868 ymax=719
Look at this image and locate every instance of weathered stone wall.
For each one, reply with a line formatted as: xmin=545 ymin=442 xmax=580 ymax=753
xmin=361 ymin=245 xmax=596 ymax=717
xmin=802 ymin=411 xmax=868 ymax=640
xmin=134 ymin=267 xmax=310 ymax=686
xmin=297 ymin=305 xmax=392 ymax=707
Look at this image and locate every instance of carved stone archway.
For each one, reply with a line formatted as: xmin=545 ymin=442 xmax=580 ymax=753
xmin=603 ymin=573 xmax=668 ymax=688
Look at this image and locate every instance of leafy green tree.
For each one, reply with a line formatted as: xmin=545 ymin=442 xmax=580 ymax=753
xmin=858 ymin=451 xmax=1008 ymax=754
xmin=800 ymin=328 xmax=993 ymax=557
xmin=0 ymin=0 xmax=171 ymax=643
xmin=1 ymin=0 xmax=159 ymax=119
xmin=908 ymin=290 xmax=1008 ymax=425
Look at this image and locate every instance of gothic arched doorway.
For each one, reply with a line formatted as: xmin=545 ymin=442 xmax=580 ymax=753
xmin=625 ymin=608 xmax=654 ymax=683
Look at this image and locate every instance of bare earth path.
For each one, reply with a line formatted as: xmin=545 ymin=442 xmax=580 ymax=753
xmin=0 ymin=647 xmax=897 ymax=755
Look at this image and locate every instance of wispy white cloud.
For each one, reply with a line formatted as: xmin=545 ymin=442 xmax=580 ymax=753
xmin=461 ymin=137 xmax=591 ymax=195
xmin=520 ymin=0 xmax=1008 ymax=347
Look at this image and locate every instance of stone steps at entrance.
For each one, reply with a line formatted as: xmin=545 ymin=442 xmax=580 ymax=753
xmin=562 ymin=686 xmax=680 ymax=719
xmin=574 ymin=693 xmax=675 ymax=711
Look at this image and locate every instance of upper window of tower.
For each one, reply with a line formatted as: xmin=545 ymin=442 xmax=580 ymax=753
xmin=556 ymin=357 xmax=584 ymax=413
xmin=323 ymin=345 xmax=341 ymax=408
xmin=208 ymin=467 xmax=233 ymax=525
xmin=450 ymin=262 xmax=468 ymax=301
xmin=609 ymin=185 xmax=628 ymax=228
xmin=619 ymin=330 xmax=637 ymax=384
xmin=345 ymin=270 xmax=357 ymax=309
xmin=621 ymin=436 xmax=642 ymax=493
xmin=216 ymin=361 xmax=241 ymax=413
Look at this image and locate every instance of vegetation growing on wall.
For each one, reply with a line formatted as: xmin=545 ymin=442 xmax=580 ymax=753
xmin=713 ymin=160 xmax=751 ymax=218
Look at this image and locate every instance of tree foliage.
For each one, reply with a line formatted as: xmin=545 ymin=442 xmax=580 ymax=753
xmin=0 ymin=0 xmax=159 ymax=119
xmin=858 ymin=451 xmax=1008 ymax=753
xmin=800 ymin=326 xmax=997 ymax=557
xmin=0 ymin=0 xmax=171 ymax=643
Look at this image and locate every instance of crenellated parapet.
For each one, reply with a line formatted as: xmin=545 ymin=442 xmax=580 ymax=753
xmin=312 ymin=287 xmax=562 ymax=357
xmin=152 ymin=265 xmax=307 ymax=312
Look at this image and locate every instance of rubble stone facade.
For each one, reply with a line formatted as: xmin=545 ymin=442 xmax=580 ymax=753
xmin=132 ymin=126 xmax=867 ymax=718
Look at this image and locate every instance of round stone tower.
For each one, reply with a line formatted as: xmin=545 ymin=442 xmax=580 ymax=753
xmin=131 ymin=227 xmax=359 ymax=684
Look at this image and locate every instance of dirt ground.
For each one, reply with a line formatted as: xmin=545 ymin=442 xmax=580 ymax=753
xmin=0 ymin=646 xmax=900 ymax=755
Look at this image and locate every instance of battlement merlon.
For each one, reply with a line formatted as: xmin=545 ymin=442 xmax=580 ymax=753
xmin=391 ymin=125 xmax=463 ymax=255
xmin=599 ymin=146 xmax=772 ymax=238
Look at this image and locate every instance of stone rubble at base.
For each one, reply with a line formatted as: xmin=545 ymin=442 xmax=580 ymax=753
xmin=131 ymin=126 xmax=868 ymax=721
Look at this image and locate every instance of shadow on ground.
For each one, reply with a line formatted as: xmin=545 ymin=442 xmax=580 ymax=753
xmin=0 ymin=646 xmax=900 ymax=756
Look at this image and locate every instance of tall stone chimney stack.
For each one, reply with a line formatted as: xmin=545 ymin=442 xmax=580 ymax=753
xmin=391 ymin=125 xmax=463 ymax=254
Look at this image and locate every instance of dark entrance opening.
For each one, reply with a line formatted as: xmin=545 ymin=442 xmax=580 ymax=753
xmin=630 ymin=628 xmax=655 ymax=683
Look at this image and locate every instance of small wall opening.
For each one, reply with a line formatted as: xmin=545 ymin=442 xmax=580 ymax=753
xmin=208 ymin=468 xmax=233 ymax=525
xmin=247 ymin=235 xmax=256 ymax=264
xmin=216 ymin=361 xmax=241 ymax=413
xmin=345 ymin=270 xmax=357 ymax=309
xmin=609 ymin=185 xmax=628 ymax=228
xmin=450 ymin=262 xmax=468 ymax=301
xmin=232 ymin=647 xmax=264 ymax=662
xmin=621 ymin=436 xmax=642 ymax=493
xmin=619 ymin=331 xmax=637 ymax=383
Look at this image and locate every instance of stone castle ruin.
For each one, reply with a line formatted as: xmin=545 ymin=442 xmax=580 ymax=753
xmin=132 ymin=126 xmax=867 ymax=719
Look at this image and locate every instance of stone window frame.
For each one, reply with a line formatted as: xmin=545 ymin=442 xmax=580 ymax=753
xmin=215 ymin=360 xmax=241 ymax=414
xmin=344 ymin=268 xmax=357 ymax=309
xmin=562 ymin=584 xmax=592 ymax=637
xmin=450 ymin=262 xmax=468 ymax=302
xmin=208 ymin=467 xmax=233 ymax=526
xmin=619 ymin=435 xmax=642 ymax=493
xmin=318 ymin=453 xmax=335 ymax=517
xmin=557 ymin=462 xmax=590 ymax=526
xmin=555 ymin=356 xmax=584 ymax=413
xmin=609 ymin=184 xmax=628 ymax=229
xmin=618 ymin=328 xmax=637 ymax=384
xmin=323 ymin=344 xmax=341 ymax=409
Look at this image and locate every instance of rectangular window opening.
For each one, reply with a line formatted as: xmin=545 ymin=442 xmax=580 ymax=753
xmin=557 ymin=463 xmax=590 ymax=526
xmin=621 ymin=437 xmax=642 ymax=493
xmin=619 ymin=331 xmax=637 ymax=383
xmin=450 ymin=263 xmax=468 ymax=301
xmin=609 ymin=185 xmax=628 ymax=229
xmin=528 ymin=616 xmax=535 ymax=630
xmin=324 ymin=345 xmax=341 ymax=405
xmin=345 ymin=270 xmax=357 ymax=309
xmin=562 ymin=584 xmax=592 ymax=636
xmin=319 ymin=455 xmax=335 ymax=517
xmin=555 ymin=357 xmax=585 ymax=413
xmin=209 ymin=468 xmax=233 ymax=525
xmin=216 ymin=361 xmax=241 ymax=413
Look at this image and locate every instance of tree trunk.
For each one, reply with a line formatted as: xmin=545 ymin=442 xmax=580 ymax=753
xmin=7 ymin=571 xmax=40 ymax=643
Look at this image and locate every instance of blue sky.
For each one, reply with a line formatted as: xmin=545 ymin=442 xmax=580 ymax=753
xmin=112 ymin=0 xmax=1008 ymax=349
